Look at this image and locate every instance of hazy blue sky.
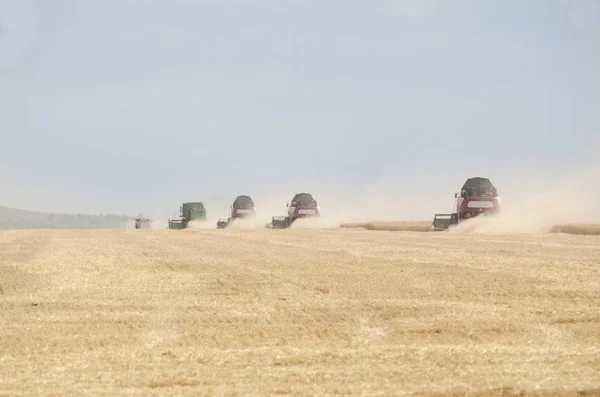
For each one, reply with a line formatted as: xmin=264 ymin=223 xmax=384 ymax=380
xmin=1 ymin=0 xmax=599 ymax=218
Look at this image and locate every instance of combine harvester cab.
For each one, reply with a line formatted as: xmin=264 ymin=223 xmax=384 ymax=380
xmin=217 ymin=195 xmax=256 ymax=228
xmin=271 ymin=193 xmax=320 ymax=229
xmin=168 ymin=202 xmax=207 ymax=229
xmin=432 ymin=177 xmax=501 ymax=231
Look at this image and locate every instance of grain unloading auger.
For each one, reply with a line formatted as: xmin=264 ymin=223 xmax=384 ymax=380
xmin=432 ymin=177 xmax=501 ymax=231
xmin=271 ymin=193 xmax=320 ymax=229
xmin=168 ymin=202 xmax=207 ymax=229
xmin=217 ymin=195 xmax=256 ymax=228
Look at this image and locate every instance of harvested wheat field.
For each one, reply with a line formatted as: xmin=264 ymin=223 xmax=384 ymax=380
xmin=1 ymin=228 xmax=599 ymax=396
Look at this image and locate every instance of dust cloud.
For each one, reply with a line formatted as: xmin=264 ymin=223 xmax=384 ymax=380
xmin=451 ymin=168 xmax=600 ymax=233
xmin=186 ymin=220 xmax=217 ymax=229
xmin=215 ymin=183 xmax=449 ymax=230
xmin=150 ymin=219 xmax=168 ymax=229
xmin=220 ymin=217 xmax=266 ymax=229
xmin=139 ymin=163 xmax=599 ymax=232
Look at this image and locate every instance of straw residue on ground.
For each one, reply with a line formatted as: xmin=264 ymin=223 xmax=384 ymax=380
xmin=340 ymin=221 xmax=432 ymax=232
xmin=341 ymin=221 xmax=600 ymax=235
xmin=1 ymin=228 xmax=599 ymax=396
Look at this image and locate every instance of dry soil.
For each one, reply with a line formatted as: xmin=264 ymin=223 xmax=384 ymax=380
xmin=1 ymin=228 xmax=599 ymax=396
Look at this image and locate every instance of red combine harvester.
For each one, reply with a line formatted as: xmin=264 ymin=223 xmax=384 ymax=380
xmin=271 ymin=193 xmax=320 ymax=229
xmin=217 ymin=195 xmax=256 ymax=228
xmin=432 ymin=177 xmax=501 ymax=231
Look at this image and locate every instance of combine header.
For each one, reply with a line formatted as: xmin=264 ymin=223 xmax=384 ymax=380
xmin=271 ymin=193 xmax=320 ymax=229
xmin=134 ymin=217 xmax=152 ymax=229
xmin=217 ymin=195 xmax=256 ymax=228
xmin=168 ymin=202 xmax=207 ymax=229
xmin=432 ymin=177 xmax=501 ymax=231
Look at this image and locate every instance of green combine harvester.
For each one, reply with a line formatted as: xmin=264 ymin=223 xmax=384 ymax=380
xmin=168 ymin=202 xmax=207 ymax=229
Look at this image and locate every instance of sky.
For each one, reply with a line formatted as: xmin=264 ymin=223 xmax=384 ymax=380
xmin=0 ymin=0 xmax=599 ymax=220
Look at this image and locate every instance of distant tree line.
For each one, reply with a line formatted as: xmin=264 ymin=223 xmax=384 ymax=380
xmin=0 ymin=206 xmax=133 ymax=230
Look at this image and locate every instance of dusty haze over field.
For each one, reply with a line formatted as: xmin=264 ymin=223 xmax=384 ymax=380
xmin=159 ymin=165 xmax=600 ymax=233
xmin=1 ymin=1 xmax=599 ymax=219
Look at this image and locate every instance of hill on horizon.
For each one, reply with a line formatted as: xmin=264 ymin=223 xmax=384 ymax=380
xmin=0 ymin=205 xmax=133 ymax=230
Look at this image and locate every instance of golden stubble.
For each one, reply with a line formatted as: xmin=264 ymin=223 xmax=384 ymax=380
xmin=0 ymin=228 xmax=599 ymax=396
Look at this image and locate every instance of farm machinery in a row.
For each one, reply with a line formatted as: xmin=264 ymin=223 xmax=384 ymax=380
xmin=214 ymin=192 xmax=321 ymax=229
xmin=432 ymin=177 xmax=501 ymax=231
xmin=155 ymin=179 xmax=498 ymax=232
xmin=163 ymin=193 xmax=321 ymax=230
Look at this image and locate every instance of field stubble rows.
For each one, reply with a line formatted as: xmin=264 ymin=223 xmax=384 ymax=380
xmin=340 ymin=222 xmax=600 ymax=235
xmin=0 ymin=228 xmax=599 ymax=396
